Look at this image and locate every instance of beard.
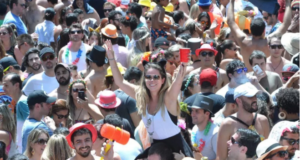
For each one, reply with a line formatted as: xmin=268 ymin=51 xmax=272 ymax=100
xmin=242 ymin=99 xmax=258 ymax=113
xmin=234 ymin=74 xmax=250 ymax=85
xmin=57 ymin=76 xmax=71 ymax=86
xmin=45 ymin=61 xmax=54 ymax=69
xmin=76 ymin=146 xmax=91 ymax=158
xmin=30 ymin=63 xmax=41 ymax=71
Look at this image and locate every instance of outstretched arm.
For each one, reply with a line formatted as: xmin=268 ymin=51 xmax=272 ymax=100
xmin=104 ymin=40 xmax=138 ymax=99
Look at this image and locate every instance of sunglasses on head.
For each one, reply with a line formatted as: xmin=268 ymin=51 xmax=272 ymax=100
xmin=281 ymin=137 xmax=299 ymax=145
xmin=292 ymin=7 xmax=299 ymax=11
xmin=0 ymin=32 xmax=7 ymax=36
xmin=200 ymin=51 xmax=214 ymax=57
xmin=267 ymin=150 xmax=288 ymax=159
xmin=270 ymin=45 xmax=283 ymax=49
xmin=55 ymin=113 xmax=68 ymax=119
xmin=35 ymin=138 xmax=48 ymax=145
xmin=72 ymin=88 xmax=86 ymax=92
xmin=145 ymin=75 xmax=160 ymax=80
xmin=234 ymin=67 xmax=248 ymax=74
xmin=104 ymin=9 xmax=112 ymax=12
xmin=70 ymin=30 xmax=83 ymax=34
xmin=41 ymin=54 xmax=55 ymax=61
xmin=200 ymin=20 xmax=208 ymax=25
xmin=231 ymin=137 xmax=239 ymax=145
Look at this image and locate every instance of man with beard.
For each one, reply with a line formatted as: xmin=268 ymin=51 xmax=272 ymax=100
xmin=23 ymin=47 xmax=59 ymax=96
xmin=217 ymin=82 xmax=271 ymax=160
xmin=22 ymin=48 xmax=43 ymax=87
xmin=108 ymin=11 xmax=127 ymax=47
xmin=66 ymin=123 xmax=99 ymax=160
xmin=58 ymin=23 xmax=91 ymax=72
xmin=49 ymin=63 xmax=71 ymax=100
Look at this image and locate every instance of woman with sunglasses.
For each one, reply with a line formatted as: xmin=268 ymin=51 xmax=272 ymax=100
xmin=145 ymin=11 xmax=152 ymax=29
xmin=180 ymin=74 xmax=200 ymax=101
xmin=216 ymin=40 xmax=243 ymax=70
xmin=67 ymin=80 xmax=103 ymax=125
xmin=104 ymin=40 xmax=193 ymax=158
xmin=0 ymin=104 xmax=17 ymax=158
xmin=24 ymin=128 xmax=49 ymax=160
xmin=41 ymin=134 xmax=72 ymax=160
xmin=51 ymin=99 xmax=70 ymax=128
xmin=0 ymin=24 xmax=16 ymax=58
xmin=196 ymin=12 xmax=218 ymax=40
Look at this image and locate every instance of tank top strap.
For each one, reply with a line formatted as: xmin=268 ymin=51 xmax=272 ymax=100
xmin=252 ymin=112 xmax=258 ymax=126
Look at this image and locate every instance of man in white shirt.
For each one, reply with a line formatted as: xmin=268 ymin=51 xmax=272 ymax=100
xmin=190 ymin=95 xmax=219 ymax=160
xmin=35 ymin=7 xmax=56 ymax=48
xmin=23 ymin=47 xmax=59 ymax=96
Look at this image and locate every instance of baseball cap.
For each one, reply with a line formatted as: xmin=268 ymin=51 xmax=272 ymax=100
xmin=282 ymin=64 xmax=299 ymax=73
xmin=154 ymin=37 xmax=169 ymax=47
xmin=45 ymin=8 xmax=55 ymax=17
xmin=54 ymin=63 xmax=71 ymax=73
xmin=27 ymin=90 xmax=57 ymax=106
xmin=225 ymin=91 xmax=235 ymax=103
xmin=40 ymin=47 xmax=55 ymax=58
xmin=199 ymin=68 xmax=217 ymax=86
xmin=234 ymin=82 xmax=260 ymax=100
xmin=120 ymin=0 xmax=130 ymax=9
xmin=0 ymin=57 xmax=19 ymax=70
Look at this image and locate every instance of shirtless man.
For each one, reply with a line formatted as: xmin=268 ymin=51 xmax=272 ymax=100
xmin=73 ymin=0 xmax=101 ymax=25
xmin=54 ymin=0 xmax=71 ymax=25
xmin=49 ymin=63 xmax=71 ymax=100
xmin=84 ymin=46 xmax=107 ymax=98
xmin=36 ymin=0 xmax=58 ymax=8
xmin=190 ymin=44 xmax=229 ymax=93
xmin=227 ymin=0 xmax=292 ymax=72
xmin=266 ymin=37 xmax=291 ymax=75
xmin=217 ymin=82 xmax=270 ymax=160
xmin=23 ymin=0 xmax=45 ymax=34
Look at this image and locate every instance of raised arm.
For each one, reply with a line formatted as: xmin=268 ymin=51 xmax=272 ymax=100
xmin=268 ymin=0 xmax=292 ymax=38
xmin=104 ymin=40 xmax=138 ymax=99
xmin=227 ymin=0 xmax=246 ymax=46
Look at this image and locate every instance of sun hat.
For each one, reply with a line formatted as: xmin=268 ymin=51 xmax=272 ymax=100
xmin=234 ymin=82 xmax=259 ymax=100
xmin=164 ymin=3 xmax=174 ymax=13
xmin=197 ymin=0 xmax=212 ymax=6
xmin=138 ymin=0 xmax=151 ymax=8
xmin=95 ymin=90 xmax=121 ymax=109
xmin=292 ymin=0 xmax=300 ymax=7
xmin=281 ymin=33 xmax=300 ymax=56
xmin=101 ymin=24 xmax=118 ymax=39
xmin=66 ymin=123 xmax=98 ymax=149
xmin=150 ymin=2 xmax=157 ymax=11
xmin=106 ymin=63 xmax=125 ymax=77
xmin=256 ymin=139 xmax=288 ymax=160
xmin=268 ymin=121 xmax=299 ymax=142
xmin=195 ymin=43 xmax=218 ymax=56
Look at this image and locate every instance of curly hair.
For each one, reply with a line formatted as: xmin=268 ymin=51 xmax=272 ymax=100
xmin=276 ymin=88 xmax=299 ymax=114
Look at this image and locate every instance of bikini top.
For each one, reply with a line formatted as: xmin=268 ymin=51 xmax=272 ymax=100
xmin=229 ymin=112 xmax=265 ymax=141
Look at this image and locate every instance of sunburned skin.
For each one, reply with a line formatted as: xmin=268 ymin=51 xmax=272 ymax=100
xmin=24 ymin=0 xmax=45 ymax=34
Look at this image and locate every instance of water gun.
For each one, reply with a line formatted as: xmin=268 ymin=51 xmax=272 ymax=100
xmin=99 ymin=124 xmax=130 ymax=160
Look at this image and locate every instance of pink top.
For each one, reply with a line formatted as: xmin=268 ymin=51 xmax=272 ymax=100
xmin=112 ymin=44 xmax=129 ymax=68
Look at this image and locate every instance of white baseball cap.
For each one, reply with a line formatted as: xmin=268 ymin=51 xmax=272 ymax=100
xmin=234 ymin=82 xmax=259 ymax=100
xmin=256 ymin=139 xmax=288 ymax=160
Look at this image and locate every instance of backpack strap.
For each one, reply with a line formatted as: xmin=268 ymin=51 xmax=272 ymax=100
xmin=228 ymin=116 xmax=250 ymax=128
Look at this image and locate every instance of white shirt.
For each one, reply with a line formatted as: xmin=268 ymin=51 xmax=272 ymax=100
xmin=114 ymin=138 xmax=142 ymax=160
xmin=35 ymin=20 xmax=56 ymax=45
xmin=225 ymin=0 xmax=263 ymax=19
xmin=61 ymin=42 xmax=88 ymax=72
xmin=191 ymin=123 xmax=219 ymax=160
xmin=22 ymin=72 xmax=59 ymax=96
xmin=213 ymin=108 xmax=226 ymax=127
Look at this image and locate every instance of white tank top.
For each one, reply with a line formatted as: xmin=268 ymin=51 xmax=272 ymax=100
xmin=142 ymin=106 xmax=180 ymax=140
xmin=62 ymin=42 xmax=87 ymax=72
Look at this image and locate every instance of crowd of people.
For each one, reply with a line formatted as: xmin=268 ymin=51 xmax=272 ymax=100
xmin=0 ymin=0 xmax=298 ymax=159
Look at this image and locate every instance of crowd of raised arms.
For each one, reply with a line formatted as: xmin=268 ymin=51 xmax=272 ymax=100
xmin=0 ymin=0 xmax=298 ymax=159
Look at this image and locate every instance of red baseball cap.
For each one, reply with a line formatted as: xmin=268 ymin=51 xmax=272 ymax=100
xmin=66 ymin=123 xmax=98 ymax=149
xmin=107 ymin=0 xmax=121 ymax=7
xmin=199 ymin=68 xmax=217 ymax=86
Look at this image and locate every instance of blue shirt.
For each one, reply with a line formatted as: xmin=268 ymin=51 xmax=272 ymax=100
xmin=22 ymin=118 xmax=53 ymax=153
xmin=16 ymin=95 xmax=29 ymax=154
xmin=3 ymin=11 xmax=27 ymax=35
xmin=270 ymin=22 xmax=282 ymax=34
xmin=35 ymin=20 xmax=55 ymax=45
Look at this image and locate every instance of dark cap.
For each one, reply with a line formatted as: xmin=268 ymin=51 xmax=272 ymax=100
xmin=86 ymin=46 xmax=108 ymax=66
xmin=45 ymin=8 xmax=56 ymax=18
xmin=54 ymin=63 xmax=71 ymax=73
xmin=189 ymin=95 xmax=214 ymax=117
xmin=0 ymin=57 xmax=19 ymax=69
xmin=40 ymin=47 xmax=55 ymax=58
xmin=225 ymin=91 xmax=235 ymax=103
xmin=27 ymin=90 xmax=57 ymax=106
xmin=154 ymin=37 xmax=169 ymax=47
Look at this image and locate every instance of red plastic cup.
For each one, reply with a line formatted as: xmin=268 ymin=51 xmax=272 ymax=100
xmin=179 ymin=48 xmax=190 ymax=63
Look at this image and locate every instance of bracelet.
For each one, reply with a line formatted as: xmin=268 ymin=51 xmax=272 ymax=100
xmin=108 ymin=58 xmax=115 ymax=61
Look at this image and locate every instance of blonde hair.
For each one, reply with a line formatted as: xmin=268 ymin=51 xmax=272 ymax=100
xmin=136 ymin=63 xmax=180 ymax=117
xmin=0 ymin=104 xmax=16 ymax=142
xmin=189 ymin=4 xmax=201 ymax=20
xmin=24 ymin=129 xmax=49 ymax=158
xmin=41 ymin=134 xmax=73 ymax=160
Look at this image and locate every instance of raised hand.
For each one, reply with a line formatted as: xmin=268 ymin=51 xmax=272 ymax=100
xmin=104 ymin=40 xmax=114 ymax=59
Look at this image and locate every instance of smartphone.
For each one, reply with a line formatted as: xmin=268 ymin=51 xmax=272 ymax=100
xmin=253 ymin=65 xmax=263 ymax=75
xmin=78 ymin=91 xmax=85 ymax=100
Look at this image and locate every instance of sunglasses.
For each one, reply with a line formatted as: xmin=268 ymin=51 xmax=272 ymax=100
xmin=70 ymin=30 xmax=83 ymax=34
xmin=20 ymin=4 xmax=27 ymax=8
xmin=234 ymin=67 xmax=248 ymax=74
xmin=200 ymin=51 xmax=215 ymax=57
xmin=104 ymin=9 xmax=112 ymax=12
xmin=267 ymin=150 xmax=288 ymax=159
xmin=41 ymin=54 xmax=55 ymax=61
xmin=200 ymin=20 xmax=208 ymax=25
xmin=72 ymin=88 xmax=86 ymax=92
xmin=231 ymin=137 xmax=239 ymax=145
xmin=270 ymin=45 xmax=283 ymax=49
xmin=263 ymin=16 xmax=268 ymax=20
xmin=145 ymin=17 xmax=152 ymax=21
xmin=145 ymin=75 xmax=160 ymax=80
xmin=281 ymin=137 xmax=299 ymax=145
xmin=55 ymin=113 xmax=68 ymax=119
xmin=292 ymin=7 xmax=299 ymax=11
xmin=0 ymin=32 xmax=7 ymax=36
xmin=231 ymin=48 xmax=238 ymax=51
xmin=35 ymin=138 xmax=48 ymax=145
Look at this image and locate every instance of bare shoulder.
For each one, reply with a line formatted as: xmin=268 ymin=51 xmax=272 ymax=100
xmin=282 ymin=57 xmax=292 ymax=64
xmin=38 ymin=5 xmax=46 ymax=11
xmin=257 ymin=113 xmax=268 ymax=122
xmin=59 ymin=45 xmax=67 ymax=53
xmin=218 ymin=68 xmax=226 ymax=74
xmin=48 ymin=89 xmax=58 ymax=98
xmin=190 ymin=67 xmax=200 ymax=75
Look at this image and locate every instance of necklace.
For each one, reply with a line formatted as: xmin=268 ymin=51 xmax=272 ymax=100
xmin=75 ymin=108 xmax=83 ymax=122
xmin=192 ymin=120 xmax=212 ymax=152
xmin=270 ymin=58 xmax=282 ymax=71
xmin=65 ymin=42 xmax=82 ymax=65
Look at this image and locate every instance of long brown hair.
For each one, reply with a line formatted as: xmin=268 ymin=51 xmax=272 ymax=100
xmin=0 ymin=41 xmax=6 ymax=59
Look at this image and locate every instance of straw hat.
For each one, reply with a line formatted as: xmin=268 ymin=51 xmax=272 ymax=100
xmin=256 ymin=139 xmax=288 ymax=160
xmin=101 ymin=24 xmax=118 ymax=39
xmin=281 ymin=33 xmax=300 ymax=56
